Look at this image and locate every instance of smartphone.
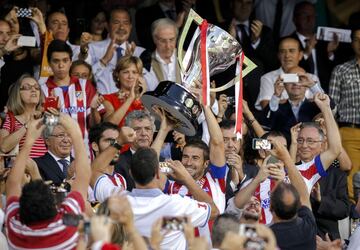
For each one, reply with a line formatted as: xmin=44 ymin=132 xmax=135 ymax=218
xmin=162 ymin=216 xmax=188 ymax=231
xmin=266 ymin=155 xmax=280 ymax=165
xmin=226 ymin=96 xmax=236 ymax=106
xmin=252 ymin=138 xmax=272 ymax=150
xmin=159 ymin=162 xmax=173 ymax=174
xmin=17 ymin=36 xmax=36 ymax=47
xmin=281 ymin=73 xmax=299 ymax=83
xmin=16 ymin=8 xmax=32 ymax=18
xmin=43 ymin=96 xmax=59 ymax=111
xmin=62 ymin=214 xmax=84 ymax=227
xmin=239 ymin=224 xmax=266 ymax=249
xmin=2 ymin=155 xmax=16 ymax=168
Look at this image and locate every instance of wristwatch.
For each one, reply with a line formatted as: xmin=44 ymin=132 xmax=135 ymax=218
xmin=109 ymin=139 xmax=122 ymax=150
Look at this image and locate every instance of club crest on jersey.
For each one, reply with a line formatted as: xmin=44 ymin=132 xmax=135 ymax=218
xmin=76 ymin=91 xmax=83 ymax=100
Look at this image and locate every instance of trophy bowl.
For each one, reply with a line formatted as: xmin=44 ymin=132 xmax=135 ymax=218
xmin=141 ymin=81 xmax=201 ymax=136
xmin=141 ymin=10 xmax=243 ymax=136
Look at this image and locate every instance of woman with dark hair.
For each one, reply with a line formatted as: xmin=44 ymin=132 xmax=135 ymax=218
xmin=0 ymin=74 xmax=46 ymax=158
xmin=103 ymin=55 xmax=147 ymax=127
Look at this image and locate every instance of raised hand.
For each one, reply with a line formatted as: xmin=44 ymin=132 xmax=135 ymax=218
xmin=117 ymin=126 xmax=136 ymax=145
xmin=166 ymin=160 xmax=193 ymax=183
xmin=314 ymin=93 xmax=330 ymax=111
xmin=90 ymin=93 xmax=104 ymax=109
xmin=250 ymin=20 xmax=263 ymax=43
xmin=101 ymin=38 xmax=116 ymax=65
xmin=217 ymin=94 xmax=228 ymax=118
xmin=274 ymin=76 xmax=284 ymax=97
xmin=290 ymin=122 xmax=302 ymax=144
xmin=25 ymin=118 xmax=45 ymax=143
xmin=125 ymin=41 xmax=136 ymax=56
xmin=28 ymin=7 xmax=46 ymax=34
xmin=298 ymin=72 xmax=316 ymax=88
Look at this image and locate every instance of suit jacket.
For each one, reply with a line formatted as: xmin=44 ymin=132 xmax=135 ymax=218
xmin=114 ymin=149 xmax=134 ymax=191
xmin=268 ymin=99 xmax=321 ymax=144
xmin=290 ymin=32 xmax=336 ymax=93
xmin=34 ymin=152 xmax=71 ymax=185
xmin=135 ymin=3 xmax=166 ymax=51
xmin=311 ymin=165 xmax=351 ymax=240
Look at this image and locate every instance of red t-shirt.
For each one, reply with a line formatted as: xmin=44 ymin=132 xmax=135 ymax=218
xmin=6 ymin=191 xmax=85 ymax=250
xmin=2 ymin=114 xmax=47 ymax=158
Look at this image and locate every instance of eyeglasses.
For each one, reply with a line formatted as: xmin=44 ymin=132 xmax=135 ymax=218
xmin=20 ymin=84 xmax=41 ymax=91
xmin=50 ymin=133 xmax=70 ymax=139
xmin=296 ymin=138 xmax=322 ymax=146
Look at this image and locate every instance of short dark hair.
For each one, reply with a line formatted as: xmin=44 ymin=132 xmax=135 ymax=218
xmin=47 ymin=39 xmax=73 ymax=62
xmin=270 ymin=182 xmax=301 ymax=220
xmin=107 ymin=6 xmax=131 ymax=23
xmin=19 ymin=180 xmax=57 ymax=225
xmin=219 ymin=119 xmax=236 ymax=130
xmin=131 ymin=147 xmax=158 ymax=185
xmin=278 ymin=36 xmax=303 ymax=52
xmin=349 ymin=11 xmax=360 ymax=40
xmin=211 ymin=214 xmax=239 ymax=247
xmin=89 ymin=122 xmax=119 ymax=145
xmin=261 ymin=131 xmax=286 ymax=140
xmin=183 ymin=137 xmax=210 ymax=162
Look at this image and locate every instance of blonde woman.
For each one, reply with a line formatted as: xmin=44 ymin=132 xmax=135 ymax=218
xmin=0 ymin=74 xmax=46 ymax=158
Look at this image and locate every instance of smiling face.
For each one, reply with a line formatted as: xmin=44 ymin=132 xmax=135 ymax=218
xmin=109 ymin=9 xmax=131 ymax=45
xmin=19 ymin=77 xmax=41 ymax=105
xmin=117 ymin=63 xmax=140 ymax=91
xmin=46 ymin=125 xmax=72 ymax=158
xmin=297 ymin=126 xmax=323 ymax=162
xmin=47 ymin=12 xmax=70 ymax=41
xmin=242 ymin=196 xmax=261 ymax=221
xmin=181 ymin=146 xmax=208 ymax=180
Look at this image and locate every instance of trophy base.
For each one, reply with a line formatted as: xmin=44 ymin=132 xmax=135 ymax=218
xmin=141 ymin=81 xmax=201 ymax=136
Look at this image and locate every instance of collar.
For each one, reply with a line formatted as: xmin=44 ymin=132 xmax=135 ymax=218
xmin=155 ymin=50 xmax=175 ymax=64
xmin=130 ymin=147 xmax=136 ymax=155
xmin=233 ymin=19 xmax=250 ymax=28
xmin=296 ymin=32 xmax=308 ymax=42
xmin=48 ymin=151 xmax=71 ymax=163
xmin=46 ymin=76 xmax=80 ymax=88
xmin=130 ymin=188 xmax=163 ymax=197
xmin=288 ymin=97 xmax=306 ymax=107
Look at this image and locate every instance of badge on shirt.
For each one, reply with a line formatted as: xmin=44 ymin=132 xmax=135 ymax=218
xmin=76 ymin=91 xmax=83 ymax=101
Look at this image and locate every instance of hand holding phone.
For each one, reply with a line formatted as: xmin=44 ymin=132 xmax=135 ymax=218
xmin=252 ymin=138 xmax=272 ymax=150
xmin=281 ymin=73 xmax=299 ymax=83
xmin=17 ymin=36 xmax=36 ymax=47
xmin=16 ymin=8 xmax=32 ymax=18
xmin=162 ymin=216 xmax=188 ymax=231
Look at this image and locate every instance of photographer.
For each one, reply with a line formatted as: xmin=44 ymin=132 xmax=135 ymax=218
xmin=5 ymin=113 xmax=91 ymax=249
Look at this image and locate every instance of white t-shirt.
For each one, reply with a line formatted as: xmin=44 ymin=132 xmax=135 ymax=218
xmin=127 ymin=188 xmax=211 ymax=250
xmin=93 ymin=173 xmax=127 ymax=203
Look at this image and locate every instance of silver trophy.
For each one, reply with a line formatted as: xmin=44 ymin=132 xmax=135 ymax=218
xmin=141 ymin=9 xmax=255 ymax=136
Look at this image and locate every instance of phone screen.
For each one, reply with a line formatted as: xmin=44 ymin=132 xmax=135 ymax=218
xmin=252 ymin=138 xmax=272 ymax=150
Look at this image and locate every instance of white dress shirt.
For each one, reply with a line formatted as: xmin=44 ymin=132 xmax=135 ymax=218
xmin=86 ymin=38 xmax=146 ymax=94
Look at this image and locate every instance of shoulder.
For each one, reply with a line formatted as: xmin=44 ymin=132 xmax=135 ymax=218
xmin=62 ymin=191 xmax=85 ymax=213
xmin=261 ymin=68 xmax=280 ymax=82
xmin=333 ymin=60 xmax=355 ymax=73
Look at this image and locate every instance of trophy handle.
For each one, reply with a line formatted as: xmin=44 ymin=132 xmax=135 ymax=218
xmin=178 ymin=9 xmax=258 ymax=93
xmin=210 ymin=56 xmax=257 ymax=92
xmin=177 ymin=9 xmax=203 ymax=73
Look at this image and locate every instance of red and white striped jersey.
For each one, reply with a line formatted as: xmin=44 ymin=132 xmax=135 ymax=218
xmin=166 ymin=163 xmax=227 ymax=241
xmin=93 ymin=172 xmax=127 ymax=202
xmin=241 ymin=155 xmax=327 ymax=225
xmin=6 ymin=191 xmax=85 ymax=250
xmin=41 ymin=76 xmax=97 ymax=156
xmin=241 ymin=177 xmax=278 ymax=225
xmin=297 ymin=155 xmax=328 ymax=193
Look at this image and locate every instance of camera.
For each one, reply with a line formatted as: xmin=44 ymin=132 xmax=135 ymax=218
xmin=159 ymin=162 xmax=173 ymax=174
xmin=252 ymin=138 xmax=272 ymax=150
xmin=49 ymin=181 xmax=71 ymax=205
xmin=16 ymin=8 xmax=32 ymax=18
xmin=226 ymin=96 xmax=236 ymax=106
xmin=43 ymin=114 xmax=59 ymax=138
xmin=239 ymin=224 xmax=266 ymax=250
xmin=162 ymin=216 xmax=188 ymax=231
xmin=281 ymin=73 xmax=299 ymax=83
xmin=1 ymin=154 xmax=16 ymax=168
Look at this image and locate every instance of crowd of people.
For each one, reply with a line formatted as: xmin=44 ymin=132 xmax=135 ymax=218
xmin=0 ymin=0 xmax=360 ymax=249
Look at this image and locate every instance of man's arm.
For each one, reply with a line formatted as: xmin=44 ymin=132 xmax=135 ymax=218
xmin=271 ymin=139 xmax=311 ymax=209
xmin=167 ymin=160 xmax=219 ymax=220
xmin=234 ymin=165 xmax=269 ymax=209
xmin=59 ymin=114 xmax=90 ymax=201
xmin=203 ymin=105 xmax=226 ymax=167
xmin=90 ymin=127 xmax=136 ymax=187
xmin=315 ymin=93 xmax=341 ymax=170
xmin=6 ymin=119 xmax=45 ymax=198
xmin=151 ymin=108 xmax=174 ymax=158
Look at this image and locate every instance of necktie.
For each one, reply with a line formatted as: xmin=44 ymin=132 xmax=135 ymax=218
xmin=273 ymin=0 xmax=283 ymax=42
xmin=237 ymin=24 xmax=251 ymax=49
xmin=116 ymin=47 xmax=123 ymax=62
xmin=304 ymin=39 xmax=315 ymax=74
xmin=58 ymin=159 xmax=69 ymax=178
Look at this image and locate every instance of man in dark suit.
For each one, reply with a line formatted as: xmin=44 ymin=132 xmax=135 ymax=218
xmin=33 ymin=124 xmax=72 ymax=185
xmin=291 ymin=1 xmax=339 ymax=93
xmin=212 ymin=0 xmax=278 ymax=113
xmin=267 ymin=66 xmax=323 ymax=144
